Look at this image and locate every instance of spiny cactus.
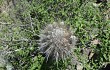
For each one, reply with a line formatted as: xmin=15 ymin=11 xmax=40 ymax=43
xmin=38 ymin=22 xmax=77 ymax=62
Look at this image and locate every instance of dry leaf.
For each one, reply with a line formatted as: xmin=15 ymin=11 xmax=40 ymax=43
xmin=89 ymin=52 xmax=94 ymax=59
xmin=77 ymin=64 xmax=83 ymax=70
xmin=91 ymin=39 xmax=100 ymax=45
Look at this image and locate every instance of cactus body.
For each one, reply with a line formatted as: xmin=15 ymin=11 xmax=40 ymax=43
xmin=38 ymin=22 xmax=77 ymax=62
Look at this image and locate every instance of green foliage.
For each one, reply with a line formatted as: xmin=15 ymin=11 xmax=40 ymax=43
xmin=0 ymin=0 xmax=110 ymax=70
xmin=0 ymin=0 xmax=3 ymax=6
xmin=29 ymin=55 xmax=44 ymax=70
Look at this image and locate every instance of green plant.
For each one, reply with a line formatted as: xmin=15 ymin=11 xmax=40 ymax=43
xmin=0 ymin=0 xmax=110 ymax=70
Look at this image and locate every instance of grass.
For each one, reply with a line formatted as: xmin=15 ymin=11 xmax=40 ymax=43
xmin=0 ymin=0 xmax=110 ymax=70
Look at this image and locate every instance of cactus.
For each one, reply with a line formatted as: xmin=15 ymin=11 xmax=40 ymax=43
xmin=38 ymin=22 xmax=77 ymax=62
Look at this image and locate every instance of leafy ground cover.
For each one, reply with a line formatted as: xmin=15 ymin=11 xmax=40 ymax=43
xmin=0 ymin=0 xmax=110 ymax=70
